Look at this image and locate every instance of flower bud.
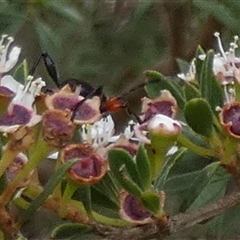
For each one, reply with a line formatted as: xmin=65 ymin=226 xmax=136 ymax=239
xmin=146 ymin=114 xmax=181 ymax=179
xmin=148 ymin=114 xmax=181 ymax=138
xmin=42 ymin=109 xmax=75 ymax=148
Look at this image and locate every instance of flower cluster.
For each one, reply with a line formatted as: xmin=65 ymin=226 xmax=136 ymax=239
xmin=0 ymin=34 xmax=184 ymax=235
xmin=3 ymin=32 xmax=240 ymax=239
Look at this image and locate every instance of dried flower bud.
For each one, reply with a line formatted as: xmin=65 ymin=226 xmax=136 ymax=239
xmin=60 ymin=143 xmax=108 ymax=185
xmin=8 ymin=126 xmax=34 ymax=151
xmin=220 ymin=102 xmax=240 ymax=138
xmin=45 ymin=84 xmax=81 ymax=110
xmin=72 ymin=96 xmax=101 ymax=125
xmin=42 ymin=109 xmax=75 ymax=148
xmin=119 ymin=190 xmax=152 ymax=224
xmin=7 ymin=153 xmax=32 ymax=187
xmin=45 ymin=84 xmax=101 ymax=124
xmin=141 ymin=90 xmax=178 ymax=122
xmin=108 ymin=135 xmax=138 ymax=157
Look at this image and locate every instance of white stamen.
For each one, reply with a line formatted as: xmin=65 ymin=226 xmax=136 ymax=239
xmin=214 ymin=32 xmax=227 ymax=60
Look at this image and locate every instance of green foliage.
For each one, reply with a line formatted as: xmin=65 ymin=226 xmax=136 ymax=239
xmin=184 ymin=98 xmax=213 ymax=137
xmin=51 ymin=223 xmax=92 ymax=239
xmin=141 ymin=191 xmax=161 ymax=215
xmin=136 ymin=145 xmax=152 ymax=191
xmin=145 ymin=72 xmax=186 ymax=109
xmin=20 ymin=159 xmax=78 ymax=225
xmin=198 ymin=50 xmax=223 ymax=110
xmin=14 ymin=59 xmax=29 ymax=84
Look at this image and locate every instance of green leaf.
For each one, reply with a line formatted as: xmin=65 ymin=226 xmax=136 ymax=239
xmin=145 ymin=72 xmax=185 ymax=109
xmin=163 ymin=162 xmax=227 ymax=214
xmin=136 ymin=145 xmax=151 ymax=191
xmin=118 ymin=165 xmax=143 ymax=197
xmin=141 ymin=191 xmax=161 ymax=215
xmin=187 ymin=164 xmax=230 ymax=211
xmin=198 ymin=50 xmax=223 ymax=110
xmin=195 ymin=46 xmax=205 ymax=82
xmin=80 ymin=186 xmax=92 ymax=217
xmin=13 ymin=59 xmax=28 ymax=84
xmin=155 ymin=148 xmax=187 ymax=191
xmin=51 ymin=223 xmax=92 ymax=239
xmin=206 ymin=205 xmax=240 ymax=238
xmin=108 ymin=149 xmax=141 ymax=188
xmin=184 ymin=98 xmax=213 ymax=137
xmin=20 ymin=158 xmax=78 ymax=225
xmin=92 ymin=172 xmax=119 ymax=206
xmin=184 ymin=82 xmax=201 ymax=101
xmin=163 ymin=170 xmax=201 ymax=195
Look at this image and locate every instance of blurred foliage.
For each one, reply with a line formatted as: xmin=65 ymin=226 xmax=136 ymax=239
xmin=0 ymin=0 xmax=167 ymax=93
xmin=0 ymin=0 xmax=237 ymax=95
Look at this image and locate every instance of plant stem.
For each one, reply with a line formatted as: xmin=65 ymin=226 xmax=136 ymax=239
xmin=59 ymin=180 xmax=78 ymax=218
xmin=0 ymin=148 xmax=18 ymax=179
xmin=177 ymin=134 xmax=215 ymax=157
xmin=0 ymin=139 xmax=50 ymax=204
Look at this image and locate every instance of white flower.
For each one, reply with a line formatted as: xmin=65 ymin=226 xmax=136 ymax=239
xmin=0 ymin=35 xmax=21 ymax=74
xmin=177 ymin=59 xmax=196 ymax=82
xmin=212 ymin=32 xmax=240 ymax=82
xmin=80 ymin=114 xmax=115 ymax=148
xmin=178 ymin=32 xmax=240 ymax=85
xmin=0 ymin=76 xmax=45 ymax=133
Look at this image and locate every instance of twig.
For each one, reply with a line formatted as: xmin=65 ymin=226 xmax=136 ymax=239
xmin=170 ymin=190 xmax=240 ymax=233
xmin=90 ymin=190 xmax=240 ymax=239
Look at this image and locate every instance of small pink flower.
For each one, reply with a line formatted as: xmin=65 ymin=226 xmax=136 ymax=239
xmin=148 ymin=114 xmax=182 ymax=137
